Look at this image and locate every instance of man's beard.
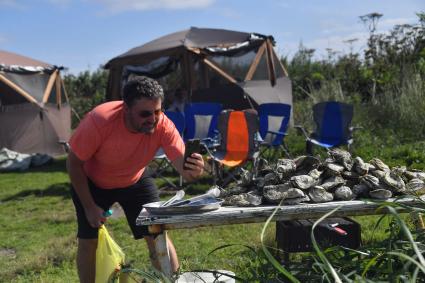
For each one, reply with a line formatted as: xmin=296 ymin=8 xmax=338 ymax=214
xmin=132 ymin=120 xmax=157 ymax=134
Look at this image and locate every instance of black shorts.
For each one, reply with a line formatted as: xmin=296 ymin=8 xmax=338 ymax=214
xmin=71 ymin=168 xmax=159 ymax=239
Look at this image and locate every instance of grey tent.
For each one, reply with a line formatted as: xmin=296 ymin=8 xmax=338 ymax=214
xmin=105 ymin=27 xmax=292 ymax=111
xmin=0 ymin=50 xmax=71 ymax=156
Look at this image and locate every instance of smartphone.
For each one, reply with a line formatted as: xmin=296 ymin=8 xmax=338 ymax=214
xmin=183 ymin=139 xmax=201 ymax=170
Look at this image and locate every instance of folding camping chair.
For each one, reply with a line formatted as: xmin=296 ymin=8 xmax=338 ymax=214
xmin=207 ymin=109 xmax=260 ymax=186
xmin=295 ymin=101 xmax=362 ymax=155
xmin=258 ymin=103 xmax=292 ymax=160
xmin=151 ymin=111 xmax=185 ymax=189
xmin=183 ymin=102 xmax=223 ymax=149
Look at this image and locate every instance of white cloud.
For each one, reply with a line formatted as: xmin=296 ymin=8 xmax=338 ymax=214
xmin=93 ymin=0 xmax=215 ymax=13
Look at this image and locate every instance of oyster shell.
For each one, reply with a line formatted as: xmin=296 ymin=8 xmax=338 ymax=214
xmin=382 ymin=172 xmax=406 ymax=193
xmin=309 ymin=186 xmax=334 ymax=203
xmin=334 ymin=186 xmax=354 ymax=200
xmin=294 ymin=155 xmax=321 ymax=174
xmin=406 ymin=178 xmax=425 ymax=195
xmin=282 ymin=195 xmax=310 ymax=205
xmin=263 ymin=184 xmax=304 ymax=204
xmin=369 ymin=158 xmax=390 ymax=172
xmin=324 ymin=162 xmax=345 ymax=176
xmin=352 ymin=157 xmax=369 ymax=175
xmin=290 ymin=175 xmax=316 ymax=190
xmin=321 ymin=176 xmax=346 ymax=190
xmin=369 ymin=189 xmax=392 ymax=200
xmin=328 ymin=148 xmax=352 ymax=170
xmin=352 ymin=183 xmax=371 ymax=197
xmin=361 ymin=175 xmax=381 ymax=190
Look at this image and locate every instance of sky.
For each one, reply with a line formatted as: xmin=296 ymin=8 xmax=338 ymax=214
xmin=0 ymin=0 xmax=423 ymax=75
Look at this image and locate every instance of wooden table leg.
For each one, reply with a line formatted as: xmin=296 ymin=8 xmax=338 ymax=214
xmin=149 ymin=225 xmax=173 ymax=279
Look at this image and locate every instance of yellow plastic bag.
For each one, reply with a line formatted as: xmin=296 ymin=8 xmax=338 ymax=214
xmin=95 ymin=225 xmax=126 ymax=283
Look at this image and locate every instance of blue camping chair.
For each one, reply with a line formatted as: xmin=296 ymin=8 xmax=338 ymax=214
xmin=295 ymin=101 xmax=361 ymax=155
xmin=184 ymin=102 xmax=223 ymax=149
xmin=151 ymin=110 xmax=186 ymax=189
xmin=258 ymin=103 xmax=292 ymax=159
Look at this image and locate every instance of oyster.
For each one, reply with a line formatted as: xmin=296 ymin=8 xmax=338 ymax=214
xmin=361 ymin=175 xmax=381 ymax=190
xmin=309 ymin=186 xmax=334 ymax=203
xmin=308 ymin=168 xmax=323 ymax=180
xmin=321 ymin=176 xmax=346 ymax=190
xmin=406 ymin=178 xmax=425 ymax=195
xmin=328 ymin=148 xmax=352 ymax=170
xmin=369 ymin=189 xmax=392 ymax=200
xmin=352 ymin=183 xmax=371 ymax=197
xmin=382 ymin=172 xmax=406 ymax=193
xmin=324 ymin=162 xmax=345 ymax=176
xmin=290 ymin=175 xmax=316 ymax=190
xmin=334 ymin=186 xmax=354 ymax=200
xmin=352 ymin=157 xmax=369 ymax=175
xmin=370 ymin=169 xmax=386 ymax=179
xmin=294 ymin=155 xmax=321 ymax=174
xmin=276 ymin=158 xmax=297 ymax=180
xmin=282 ymin=195 xmax=310 ymax=205
xmin=263 ymin=184 xmax=304 ymax=204
xmin=264 ymin=172 xmax=279 ymax=186
xmin=369 ymin=158 xmax=390 ymax=172
xmin=404 ymin=170 xmax=425 ymax=182
xmin=223 ymin=194 xmax=252 ymax=206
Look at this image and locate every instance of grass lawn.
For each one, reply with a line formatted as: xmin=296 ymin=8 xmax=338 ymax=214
xmin=0 ymin=156 xmax=415 ymax=282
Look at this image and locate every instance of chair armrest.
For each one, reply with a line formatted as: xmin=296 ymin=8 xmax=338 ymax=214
xmin=294 ymin=125 xmax=309 ymax=139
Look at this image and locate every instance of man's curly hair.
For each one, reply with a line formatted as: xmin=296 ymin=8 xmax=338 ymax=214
xmin=122 ymin=76 xmax=164 ymax=107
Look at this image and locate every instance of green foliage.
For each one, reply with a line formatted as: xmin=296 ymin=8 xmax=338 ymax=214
xmin=63 ymin=68 xmax=108 ymax=128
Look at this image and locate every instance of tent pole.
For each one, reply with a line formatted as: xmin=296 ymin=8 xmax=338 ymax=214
xmin=56 ymin=74 xmax=62 ymax=108
xmin=0 ymin=74 xmax=41 ymax=106
xmin=202 ymin=58 xmax=237 ymax=84
xmin=265 ymin=39 xmax=276 ymax=86
xmin=245 ymin=42 xmax=267 ymax=81
xmin=42 ymin=69 xmax=59 ymax=104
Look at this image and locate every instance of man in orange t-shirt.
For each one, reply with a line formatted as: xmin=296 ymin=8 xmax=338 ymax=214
xmin=67 ymin=76 xmax=204 ymax=283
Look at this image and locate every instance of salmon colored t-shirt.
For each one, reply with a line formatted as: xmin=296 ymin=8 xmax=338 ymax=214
xmin=69 ymin=101 xmax=184 ymax=189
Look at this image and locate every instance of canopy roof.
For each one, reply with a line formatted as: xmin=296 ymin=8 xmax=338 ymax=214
xmin=0 ymin=50 xmax=59 ymax=73
xmin=105 ymin=27 xmax=271 ymax=68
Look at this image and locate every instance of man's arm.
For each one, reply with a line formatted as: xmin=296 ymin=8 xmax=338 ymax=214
xmin=171 ymin=153 xmax=204 ymax=182
xmin=67 ymin=150 xmax=106 ymax=228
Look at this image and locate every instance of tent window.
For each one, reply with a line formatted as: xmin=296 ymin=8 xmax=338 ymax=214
xmin=3 ymin=72 xmax=49 ymax=103
xmin=206 ymin=48 xmax=259 ymax=82
xmin=251 ymin=52 xmax=269 ymax=81
xmin=123 ymin=57 xmax=185 ymax=109
xmin=122 ymin=56 xmax=179 ymax=81
xmin=0 ymin=80 xmax=28 ymax=105
xmin=272 ymin=51 xmax=285 ymax=78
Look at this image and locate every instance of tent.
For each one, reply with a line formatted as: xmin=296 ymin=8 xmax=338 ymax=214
xmin=105 ymin=27 xmax=292 ymax=112
xmin=0 ymin=50 xmax=71 ymax=156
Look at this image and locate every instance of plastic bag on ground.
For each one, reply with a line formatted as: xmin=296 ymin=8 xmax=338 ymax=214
xmin=95 ymin=225 xmax=126 ymax=283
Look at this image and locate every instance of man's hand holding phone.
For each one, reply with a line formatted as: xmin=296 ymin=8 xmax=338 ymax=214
xmin=183 ymin=139 xmax=201 ymax=170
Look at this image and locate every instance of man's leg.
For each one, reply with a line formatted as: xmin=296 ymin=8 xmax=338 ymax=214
xmin=71 ymin=184 xmax=113 ymax=283
xmin=77 ymin=238 xmax=97 ymax=283
xmin=144 ymin=234 xmax=179 ymax=272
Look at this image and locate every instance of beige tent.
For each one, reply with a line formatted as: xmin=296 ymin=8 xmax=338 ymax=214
xmin=0 ymin=50 xmax=71 ymax=156
xmin=105 ymin=27 xmax=292 ymax=111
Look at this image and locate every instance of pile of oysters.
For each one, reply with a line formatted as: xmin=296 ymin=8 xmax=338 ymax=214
xmin=220 ymin=148 xmax=425 ymax=207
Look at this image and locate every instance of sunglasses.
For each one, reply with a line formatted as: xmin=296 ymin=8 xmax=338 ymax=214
xmin=139 ymin=109 xmax=162 ymax=118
